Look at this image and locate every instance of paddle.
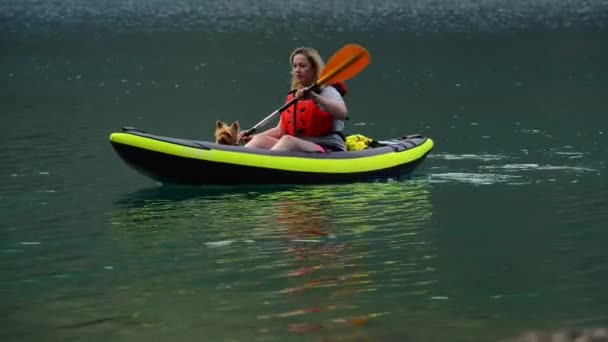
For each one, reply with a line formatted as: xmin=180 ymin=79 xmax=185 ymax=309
xmin=241 ymin=44 xmax=371 ymax=137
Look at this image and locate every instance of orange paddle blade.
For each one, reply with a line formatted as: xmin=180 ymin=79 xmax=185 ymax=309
xmin=318 ymin=44 xmax=371 ymax=86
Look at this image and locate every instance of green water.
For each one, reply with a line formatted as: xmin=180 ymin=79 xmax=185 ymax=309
xmin=1 ymin=1 xmax=608 ymax=341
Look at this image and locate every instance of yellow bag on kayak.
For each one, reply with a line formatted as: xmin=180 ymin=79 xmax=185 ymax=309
xmin=345 ymin=134 xmax=374 ymax=151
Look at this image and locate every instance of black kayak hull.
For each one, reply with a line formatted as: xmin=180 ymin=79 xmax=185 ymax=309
xmin=110 ymin=128 xmax=434 ymax=186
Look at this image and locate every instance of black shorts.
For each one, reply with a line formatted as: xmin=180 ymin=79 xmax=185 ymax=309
xmin=319 ymin=144 xmax=345 ymax=152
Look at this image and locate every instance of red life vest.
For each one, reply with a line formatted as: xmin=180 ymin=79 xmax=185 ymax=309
xmin=280 ymin=83 xmax=348 ymax=137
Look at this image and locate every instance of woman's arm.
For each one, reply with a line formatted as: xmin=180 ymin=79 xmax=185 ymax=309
xmin=311 ymin=91 xmax=348 ymax=119
xmin=295 ymin=86 xmax=348 ymax=120
xmin=241 ymin=121 xmax=283 ymax=141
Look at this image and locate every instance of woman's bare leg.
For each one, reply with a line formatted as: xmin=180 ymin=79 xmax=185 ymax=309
xmin=271 ymin=135 xmax=324 ymax=152
xmin=244 ymin=135 xmax=279 ymax=149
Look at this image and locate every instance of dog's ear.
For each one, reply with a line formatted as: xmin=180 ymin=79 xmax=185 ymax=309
xmin=230 ymin=121 xmax=240 ymax=131
xmin=216 ymin=120 xmax=225 ymax=129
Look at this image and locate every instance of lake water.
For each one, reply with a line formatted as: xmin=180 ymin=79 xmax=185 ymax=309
xmin=1 ymin=0 xmax=607 ymax=341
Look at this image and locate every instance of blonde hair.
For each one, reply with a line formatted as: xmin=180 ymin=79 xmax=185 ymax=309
xmin=289 ymin=47 xmax=325 ymax=91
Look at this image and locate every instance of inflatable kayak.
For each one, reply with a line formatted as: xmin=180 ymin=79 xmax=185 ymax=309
xmin=109 ymin=127 xmax=434 ymax=185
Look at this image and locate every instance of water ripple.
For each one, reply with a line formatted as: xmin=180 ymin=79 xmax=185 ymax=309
xmin=94 ymin=182 xmax=435 ymax=339
xmin=1 ymin=0 xmax=607 ymax=34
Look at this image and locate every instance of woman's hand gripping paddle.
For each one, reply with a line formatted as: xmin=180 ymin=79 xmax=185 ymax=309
xmin=241 ymin=44 xmax=371 ymax=137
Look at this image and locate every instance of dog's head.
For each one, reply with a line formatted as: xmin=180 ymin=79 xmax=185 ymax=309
xmin=214 ymin=120 xmax=240 ymax=145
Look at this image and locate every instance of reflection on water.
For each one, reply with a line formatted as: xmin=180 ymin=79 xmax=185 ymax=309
xmin=96 ymin=181 xmax=434 ymax=341
xmin=3 ymin=164 xmax=608 ymax=341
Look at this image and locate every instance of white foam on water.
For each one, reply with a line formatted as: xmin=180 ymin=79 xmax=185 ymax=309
xmin=205 ymin=240 xmax=235 ymax=247
xmin=431 ymin=153 xmax=506 ymax=161
xmin=480 ymin=164 xmax=597 ymax=172
xmin=481 ymin=163 xmax=539 ymax=170
xmin=520 ymin=129 xmax=545 ymax=134
xmin=540 ymin=165 xmax=597 ymax=172
xmin=506 ymin=181 xmax=534 ymax=186
xmin=553 ymin=151 xmax=585 ymax=156
xmin=430 ymin=172 xmax=521 ymax=185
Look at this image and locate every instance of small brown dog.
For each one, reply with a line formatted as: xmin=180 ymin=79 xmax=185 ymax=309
xmin=214 ymin=120 xmax=241 ymax=145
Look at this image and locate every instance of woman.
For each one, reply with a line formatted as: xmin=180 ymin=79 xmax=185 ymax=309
xmin=242 ymin=47 xmax=348 ymax=152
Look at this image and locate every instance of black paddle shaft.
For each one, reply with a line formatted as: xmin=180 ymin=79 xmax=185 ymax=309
xmin=242 ymin=86 xmax=318 ymax=136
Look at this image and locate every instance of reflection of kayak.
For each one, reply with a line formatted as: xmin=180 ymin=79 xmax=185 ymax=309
xmin=109 ymin=127 xmax=434 ymax=185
